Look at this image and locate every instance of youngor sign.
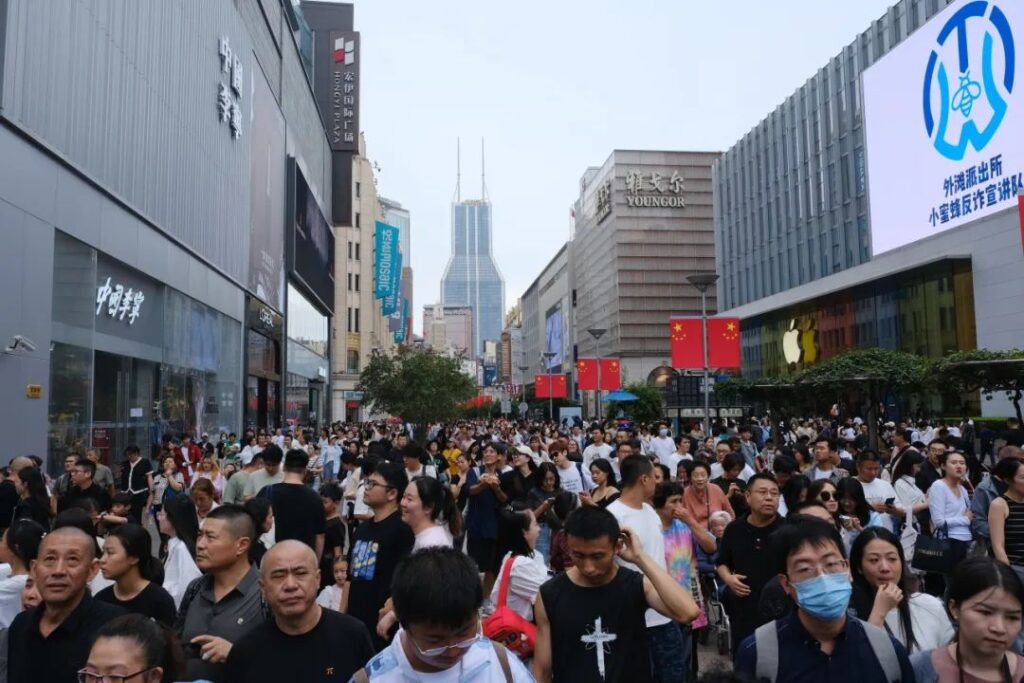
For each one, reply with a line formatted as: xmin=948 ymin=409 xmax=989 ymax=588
xmin=864 ymin=0 xmax=1024 ymax=255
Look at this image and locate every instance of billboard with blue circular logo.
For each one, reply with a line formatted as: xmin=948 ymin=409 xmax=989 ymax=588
xmin=864 ymin=0 xmax=1023 ymax=255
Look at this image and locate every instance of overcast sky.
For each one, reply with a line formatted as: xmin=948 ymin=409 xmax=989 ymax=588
xmin=351 ymin=0 xmax=897 ymax=334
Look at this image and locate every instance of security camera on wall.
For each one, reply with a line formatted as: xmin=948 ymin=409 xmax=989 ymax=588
xmin=3 ymin=335 xmax=38 ymax=354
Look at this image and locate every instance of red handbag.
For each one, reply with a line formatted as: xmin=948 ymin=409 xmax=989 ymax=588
xmin=482 ymin=555 xmax=537 ymax=659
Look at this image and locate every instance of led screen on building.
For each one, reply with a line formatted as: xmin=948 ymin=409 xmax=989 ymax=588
xmin=545 ymin=304 xmax=563 ymax=369
xmin=863 ymin=0 xmax=1024 ymax=256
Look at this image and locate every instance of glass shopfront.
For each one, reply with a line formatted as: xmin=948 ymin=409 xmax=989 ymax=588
xmin=47 ymin=232 xmax=242 ymax=472
xmin=244 ymin=298 xmax=283 ymax=432
xmin=285 ymin=283 xmax=329 ymax=428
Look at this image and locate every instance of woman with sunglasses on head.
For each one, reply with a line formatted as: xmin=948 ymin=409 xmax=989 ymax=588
xmin=911 ymin=556 xmax=1024 ymax=682
xmin=850 ymin=527 xmax=953 ymax=655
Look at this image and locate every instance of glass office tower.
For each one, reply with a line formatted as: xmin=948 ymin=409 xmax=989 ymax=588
xmin=441 ymin=200 xmax=505 ymax=358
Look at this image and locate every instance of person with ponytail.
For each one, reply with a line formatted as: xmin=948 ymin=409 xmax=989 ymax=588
xmin=912 ymin=556 xmax=1024 ymax=682
xmin=400 ymin=476 xmax=462 ymax=551
xmin=0 ymin=518 xmax=45 ymax=627
xmin=96 ymin=523 xmax=176 ymax=626
xmin=157 ymin=495 xmax=201 ymax=608
xmin=82 ymin=613 xmax=185 ymax=683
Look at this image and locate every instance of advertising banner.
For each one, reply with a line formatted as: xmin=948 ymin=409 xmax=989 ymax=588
xmin=382 ymin=250 xmax=402 ymax=316
xmin=863 ymin=0 xmax=1024 ymax=255
xmin=374 ymin=222 xmax=400 ymax=299
xmin=292 ymin=166 xmax=334 ymax=312
xmin=544 ymin=303 xmax=563 ymax=369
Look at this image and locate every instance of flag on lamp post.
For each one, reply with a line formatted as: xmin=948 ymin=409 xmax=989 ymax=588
xmin=551 ymin=374 xmax=568 ymax=399
xmin=534 ymin=374 xmax=550 ymax=399
xmin=576 ymin=359 xmax=598 ymax=391
xmin=670 ymin=318 xmax=704 ymax=369
xmin=708 ymin=318 xmax=742 ymax=368
xmin=599 ymin=359 xmax=621 ymax=390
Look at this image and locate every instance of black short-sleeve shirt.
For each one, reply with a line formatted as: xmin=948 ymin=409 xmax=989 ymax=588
xmin=258 ymin=482 xmax=326 ymax=553
xmin=95 ymin=581 xmax=176 ymax=626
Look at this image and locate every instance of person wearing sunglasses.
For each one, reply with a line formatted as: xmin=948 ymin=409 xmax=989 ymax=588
xmin=345 ymin=462 xmax=415 ymax=652
xmin=808 ymin=479 xmax=840 ymax=519
xmin=353 ymin=546 xmax=532 ymax=682
xmin=79 ymin=613 xmax=181 ymax=683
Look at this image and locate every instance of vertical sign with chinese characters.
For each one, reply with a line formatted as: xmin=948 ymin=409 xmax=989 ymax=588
xmin=595 ymin=180 xmax=612 ymax=223
xmin=217 ymin=35 xmax=244 ymax=140
xmin=328 ymin=32 xmax=360 ymax=152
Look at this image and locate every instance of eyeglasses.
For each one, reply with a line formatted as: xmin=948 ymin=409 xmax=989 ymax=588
xmin=363 ymin=480 xmax=394 ymax=491
xmin=77 ymin=668 xmax=154 ymax=683
xmin=409 ymin=629 xmax=481 ymax=657
xmin=818 ymin=492 xmax=835 ymax=502
xmin=788 ymin=558 xmax=848 ymax=583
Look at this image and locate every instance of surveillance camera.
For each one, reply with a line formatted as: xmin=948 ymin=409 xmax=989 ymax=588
xmin=4 ymin=335 xmax=38 ymax=353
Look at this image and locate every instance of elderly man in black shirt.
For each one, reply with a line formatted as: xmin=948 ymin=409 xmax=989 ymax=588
xmin=8 ymin=527 xmax=125 ymax=683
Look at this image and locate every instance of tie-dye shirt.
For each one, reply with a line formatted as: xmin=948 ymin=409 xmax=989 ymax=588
xmin=663 ymin=519 xmax=708 ymax=629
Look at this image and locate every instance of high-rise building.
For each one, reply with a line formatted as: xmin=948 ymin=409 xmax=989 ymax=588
xmin=714 ymin=0 xmax=954 ymax=310
xmin=441 ymin=199 xmax=505 ymax=359
xmin=422 ymin=304 xmax=474 ymax=358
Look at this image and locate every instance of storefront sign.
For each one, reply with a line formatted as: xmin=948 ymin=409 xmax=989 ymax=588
xmin=624 ymin=169 xmax=686 ymax=208
xmin=96 ymin=277 xmax=145 ymax=325
xmin=217 ymin=36 xmax=244 ymax=139
xmin=595 ymin=180 xmax=612 ymax=222
xmin=342 ymin=390 xmax=364 ymax=400
xmin=327 ymin=31 xmax=360 ymax=152
xmin=247 ymin=297 xmax=283 ymax=339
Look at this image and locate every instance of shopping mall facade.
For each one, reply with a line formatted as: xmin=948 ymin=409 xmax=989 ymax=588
xmin=0 ymin=0 xmax=346 ymax=470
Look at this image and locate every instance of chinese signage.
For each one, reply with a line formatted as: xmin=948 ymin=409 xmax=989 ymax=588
xmin=595 ymin=180 xmax=612 ymax=222
xmin=863 ymin=0 xmax=1024 ymax=255
xmin=217 ymin=35 xmax=244 ymax=139
xmin=96 ymin=277 xmax=145 ymax=325
xmin=624 ymin=169 xmax=686 ymax=208
xmin=328 ymin=31 xmax=360 ymax=152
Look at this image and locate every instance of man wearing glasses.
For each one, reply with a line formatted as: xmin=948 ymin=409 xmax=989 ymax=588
xmin=345 ymin=461 xmax=414 ymax=651
xmin=735 ymin=519 xmax=914 ymax=682
xmin=354 ymin=546 xmax=533 ymax=682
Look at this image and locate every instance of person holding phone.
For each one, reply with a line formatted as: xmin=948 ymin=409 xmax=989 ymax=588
xmin=856 ymin=451 xmax=900 ymax=532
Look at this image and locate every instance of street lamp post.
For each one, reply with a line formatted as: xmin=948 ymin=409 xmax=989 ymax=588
xmin=686 ymin=273 xmax=719 ymax=438
xmin=542 ymin=352 xmax=558 ymax=423
xmin=587 ymin=328 xmax=607 ymax=421
xmin=517 ymin=365 xmax=529 ymax=419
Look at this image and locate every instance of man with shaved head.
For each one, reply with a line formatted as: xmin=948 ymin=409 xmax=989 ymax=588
xmin=8 ymin=526 xmax=125 ymax=683
xmin=223 ymin=540 xmax=374 ymax=683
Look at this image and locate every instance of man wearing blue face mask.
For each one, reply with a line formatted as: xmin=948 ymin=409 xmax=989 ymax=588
xmin=734 ymin=519 xmax=915 ymax=682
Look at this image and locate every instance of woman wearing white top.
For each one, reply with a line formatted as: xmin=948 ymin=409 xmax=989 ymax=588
xmin=927 ymin=451 xmax=973 ymax=569
xmin=892 ymin=451 xmax=929 ymax=519
xmin=157 ymin=495 xmax=201 ymax=608
xmin=0 ymin=519 xmax=45 ymax=627
xmin=851 ymin=527 xmax=954 ymax=654
xmin=399 ymin=477 xmax=461 ymax=551
xmin=489 ymin=506 xmax=549 ymax=622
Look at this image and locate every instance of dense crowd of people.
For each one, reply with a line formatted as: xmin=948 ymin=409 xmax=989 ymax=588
xmin=0 ymin=414 xmax=1023 ymax=681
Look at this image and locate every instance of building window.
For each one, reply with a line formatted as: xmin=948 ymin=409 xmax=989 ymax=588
xmin=355 ymin=274 xmax=360 ymax=292
xmin=355 ymin=243 xmax=360 ymax=261
xmin=355 ymin=182 xmax=361 ymax=198
xmin=347 ymin=273 xmax=352 ymax=291
xmin=347 ymin=349 xmax=359 ymax=372
xmin=347 ymin=307 xmax=353 ymax=333
xmin=348 ymin=242 xmax=353 ymax=259
xmin=355 ymin=212 xmax=361 ymax=229
xmin=354 ymin=308 xmax=360 ymax=333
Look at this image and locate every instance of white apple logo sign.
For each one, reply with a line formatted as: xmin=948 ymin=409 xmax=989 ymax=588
xmin=783 ymin=319 xmax=803 ymax=365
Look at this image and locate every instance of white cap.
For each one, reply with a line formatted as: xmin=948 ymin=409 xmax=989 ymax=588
xmin=240 ymin=451 xmax=254 ymax=465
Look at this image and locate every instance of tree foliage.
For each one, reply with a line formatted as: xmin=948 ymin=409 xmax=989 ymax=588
xmin=357 ymin=347 xmax=477 ymax=424
xmin=931 ymin=348 xmax=1024 ymax=421
xmin=605 ymin=383 xmax=664 ymax=423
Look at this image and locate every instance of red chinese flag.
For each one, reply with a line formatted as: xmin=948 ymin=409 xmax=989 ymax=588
xmin=577 ymin=359 xmax=598 ymax=391
xmin=708 ymin=317 xmax=742 ymax=368
xmin=552 ymin=374 xmax=568 ymax=399
xmin=534 ymin=374 xmax=550 ymax=399
xmin=599 ymin=358 xmax=621 ymax=390
xmin=670 ymin=318 xmax=704 ymax=369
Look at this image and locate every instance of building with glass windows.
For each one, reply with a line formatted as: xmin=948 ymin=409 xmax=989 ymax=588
xmin=0 ymin=0 xmax=343 ymax=470
xmin=441 ymin=200 xmax=505 ymax=358
xmin=714 ymin=0 xmax=954 ymax=311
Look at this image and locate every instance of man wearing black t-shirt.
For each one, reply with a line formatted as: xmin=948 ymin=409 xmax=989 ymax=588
xmin=345 ymin=461 xmax=414 ymax=651
xmin=257 ymin=449 xmax=326 ymax=560
xmin=715 ymin=472 xmax=784 ymax=652
xmin=224 ymin=540 xmax=374 ymax=683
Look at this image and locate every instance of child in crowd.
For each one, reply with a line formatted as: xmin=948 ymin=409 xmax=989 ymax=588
xmin=97 ymin=493 xmax=133 ymax=533
xmin=316 ymin=556 xmax=348 ymax=612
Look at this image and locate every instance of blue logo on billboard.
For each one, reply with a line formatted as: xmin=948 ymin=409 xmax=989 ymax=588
xmin=923 ymin=1 xmax=1015 ymax=161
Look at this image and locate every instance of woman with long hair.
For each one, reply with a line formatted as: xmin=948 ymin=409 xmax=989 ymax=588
xmin=83 ymin=613 xmax=185 ymax=683
xmin=911 ymin=557 xmax=1024 ymax=681
xmin=989 ymin=457 xmax=1024 ymax=582
xmin=190 ymin=477 xmax=220 ymax=524
xmin=681 ymin=461 xmax=734 ymax=529
xmin=808 ymin=479 xmax=840 ymax=519
xmin=527 ymin=462 xmax=562 ymax=564
xmin=0 ymin=518 xmax=45 ymax=627
xmin=850 ymin=527 xmax=953 ymax=654
xmin=891 ymin=450 xmax=928 ymax=519
xmin=400 ymin=476 xmax=461 ymax=550
xmin=192 ymin=453 xmax=225 ymax=501
xmin=157 ymin=495 xmax=200 ymax=608
xmin=243 ymin=496 xmax=274 ymax=567
xmin=11 ymin=466 xmax=52 ymax=529
xmin=491 ymin=504 xmax=548 ymax=621
xmin=588 ymin=459 xmax=620 ymax=508
xmin=96 ymin=523 xmax=176 ymax=626
xmin=781 ymin=474 xmax=811 ymax=517
xmin=836 ymin=477 xmax=883 ymax=551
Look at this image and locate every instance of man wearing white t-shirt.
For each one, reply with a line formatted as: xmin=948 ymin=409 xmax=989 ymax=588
xmin=607 ymin=455 xmax=688 ymax=682
xmin=552 ymin=444 xmax=594 ymax=494
xmin=582 ymin=427 xmax=614 ymax=469
xmin=648 ymin=425 xmax=676 ymax=464
xmin=856 ymin=451 xmax=898 ymax=530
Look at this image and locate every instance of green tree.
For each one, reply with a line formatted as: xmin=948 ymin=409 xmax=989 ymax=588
xmin=931 ymin=349 xmax=1024 ymax=422
xmin=357 ymin=347 xmax=477 ymax=426
xmin=605 ymin=383 xmax=663 ymax=423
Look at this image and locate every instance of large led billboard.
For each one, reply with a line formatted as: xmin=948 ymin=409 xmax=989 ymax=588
xmin=863 ymin=0 xmax=1024 ymax=256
